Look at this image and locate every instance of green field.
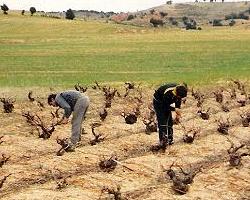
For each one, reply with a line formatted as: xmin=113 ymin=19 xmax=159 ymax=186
xmin=0 ymin=13 xmax=250 ymax=87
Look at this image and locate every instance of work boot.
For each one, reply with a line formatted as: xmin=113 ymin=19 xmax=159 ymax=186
xmin=168 ymin=140 xmax=174 ymax=145
xmin=150 ymin=141 xmax=167 ymax=152
xmin=161 ymin=137 xmax=168 ymax=149
xmin=150 ymin=144 xmax=162 ymax=152
xmin=64 ymin=143 xmax=75 ymax=152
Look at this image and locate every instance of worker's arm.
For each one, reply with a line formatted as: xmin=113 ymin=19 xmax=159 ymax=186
xmin=175 ymin=98 xmax=182 ymax=120
xmin=175 ymin=108 xmax=181 ymax=117
xmin=55 ymin=94 xmax=72 ymax=123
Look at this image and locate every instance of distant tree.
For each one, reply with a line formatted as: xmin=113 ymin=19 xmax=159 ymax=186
xmin=222 ymin=0 xmax=224 ymax=2
xmin=127 ymin=14 xmax=135 ymax=21
xmin=1 ymin=4 xmax=9 ymax=15
xmin=166 ymin=1 xmax=173 ymax=5
xmin=30 ymin=7 xmax=36 ymax=16
xmin=65 ymin=9 xmax=75 ymax=20
xmin=21 ymin=10 xmax=25 ymax=15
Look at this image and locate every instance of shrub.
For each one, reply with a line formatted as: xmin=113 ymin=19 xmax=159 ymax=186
xmin=159 ymin=11 xmax=168 ymax=18
xmin=225 ymin=13 xmax=237 ymax=20
xmin=238 ymin=13 xmax=249 ymax=20
xmin=182 ymin=16 xmax=188 ymax=22
xmin=127 ymin=14 xmax=135 ymax=21
xmin=229 ymin=20 xmax=236 ymax=26
xmin=21 ymin=10 xmax=25 ymax=15
xmin=225 ymin=12 xmax=249 ymax=20
xmin=171 ymin=20 xmax=178 ymax=26
xmin=182 ymin=18 xmax=197 ymax=30
xmin=169 ymin=17 xmax=178 ymax=25
xmin=65 ymin=9 xmax=75 ymax=20
xmin=213 ymin=19 xmax=223 ymax=26
xmin=150 ymin=18 xmax=164 ymax=27
xmin=169 ymin=17 xmax=174 ymax=21
xmin=185 ymin=20 xmax=197 ymax=30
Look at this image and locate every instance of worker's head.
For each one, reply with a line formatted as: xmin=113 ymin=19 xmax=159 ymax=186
xmin=47 ymin=93 xmax=57 ymax=107
xmin=175 ymin=84 xmax=188 ymax=98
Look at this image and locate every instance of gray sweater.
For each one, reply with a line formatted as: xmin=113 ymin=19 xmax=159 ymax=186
xmin=55 ymin=90 xmax=82 ymax=118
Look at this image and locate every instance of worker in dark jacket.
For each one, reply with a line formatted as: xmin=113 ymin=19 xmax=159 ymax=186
xmin=48 ymin=90 xmax=90 ymax=152
xmin=152 ymin=83 xmax=187 ymax=151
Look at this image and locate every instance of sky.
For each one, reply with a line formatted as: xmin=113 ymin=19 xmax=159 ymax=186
xmin=1 ymin=0 xmax=246 ymax=12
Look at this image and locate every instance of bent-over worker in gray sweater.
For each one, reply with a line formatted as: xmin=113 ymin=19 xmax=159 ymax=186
xmin=48 ymin=90 xmax=90 ymax=151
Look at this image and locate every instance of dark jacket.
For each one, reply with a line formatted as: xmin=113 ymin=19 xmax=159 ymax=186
xmin=153 ymin=83 xmax=181 ymax=111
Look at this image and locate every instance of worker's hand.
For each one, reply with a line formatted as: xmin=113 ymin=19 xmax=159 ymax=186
xmin=61 ymin=117 xmax=69 ymax=125
xmin=175 ymin=109 xmax=181 ymax=120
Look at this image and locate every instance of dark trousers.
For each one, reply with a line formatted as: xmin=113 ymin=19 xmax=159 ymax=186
xmin=153 ymin=99 xmax=173 ymax=144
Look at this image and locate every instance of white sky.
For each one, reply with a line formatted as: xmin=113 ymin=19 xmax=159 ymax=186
xmin=1 ymin=0 xmax=247 ymax=12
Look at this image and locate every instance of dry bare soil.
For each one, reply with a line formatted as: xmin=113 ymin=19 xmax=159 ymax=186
xmin=0 ymin=82 xmax=249 ymax=200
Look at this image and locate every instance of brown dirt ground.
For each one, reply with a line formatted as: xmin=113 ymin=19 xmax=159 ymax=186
xmin=0 ymin=83 xmax=249 ymax=200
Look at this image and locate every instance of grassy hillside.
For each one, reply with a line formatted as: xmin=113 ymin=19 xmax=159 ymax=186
xmin=146 ymin=2 xmax=250 ymax=21
xmin=0 ymin=13 xmax=250 ymax=87
xmin=125 ymin=2 xmax=250 ymax=27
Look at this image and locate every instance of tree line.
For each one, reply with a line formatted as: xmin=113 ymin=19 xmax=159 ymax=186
xmin=1 ymin=4 xmax=75 ymax=20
